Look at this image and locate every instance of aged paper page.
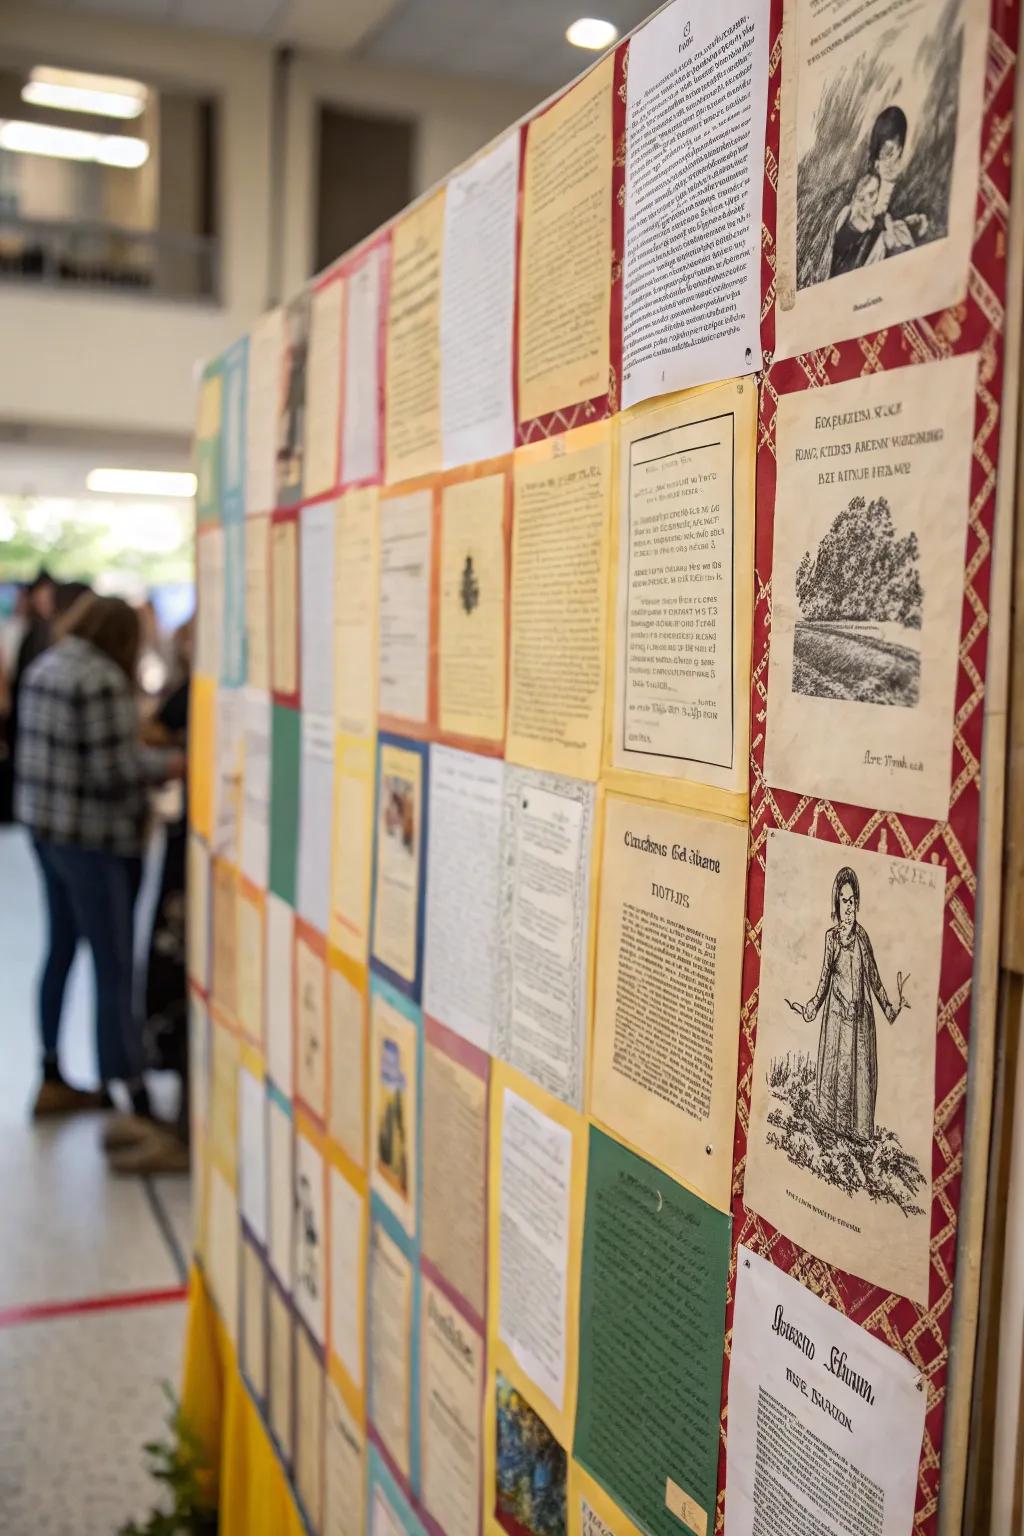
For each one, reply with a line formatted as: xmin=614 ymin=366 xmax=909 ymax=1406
xmin=421 ymin=1277 xmax=484 ymax=1536
xmin=497 ymin=766 xmax=593 ymax=1109
xmin=271 ymin=516 xmax=298 ymax=698
xmin=622 ymin=0 xmax=768 ymax=407
xmin=187 ymin=833 xmax=210 ymax=989
xmin=612 ymin=379 xmax=755 ymax=796
xmin=727 ymin=1245 xmax=926 ymax=1536
xmin=241 ymin=687 xmax=271 ymax=889
xmin=745 ymin=830 xmax=945 ymax=1304
xmin=422 ymin=1037 xmax=487 ymax=1317
xmin=238 ymin=1064 xmax=268 ymax=1244
xmin=236 ymin=885 xmax=264 ymax=1045
xmin=212 ymin=686 xmax=242 ymax=863
xmin=294 ymin=1132 xmax=326 ymax=1343
xmin=378 ymin=489 xmax=433 ymax=728
xmin=329 ymin=1165 xmax=364 ymax=1389
xmin=269 ymin=1284 xmax=293 ymax=1456
xmin=499 ymin=1087 xmax=573 ymax=1409
xmin=423 ymin=748 xmax=503 ymax=1054
xmin=329 ymin=963 xmax=366 ymax=1165
xmin=331 ymin=734 xmax=374 ymax=964
xmin=241 ymin=1240 xmax=266 ymax=1397
xmin=369 ymin=1220 xmax=413 ymax=1478
xmin=244 ymin=513 xmax=270 ymax=691
xmin=342 ymin=243 xmax=384 ymax=486
xmin=438 ymin=473 xmax=506 ymax=745
xmin=221 ymin=519 xmax=246 ymax=687
xmin=195 ymin=527 xmax=224 ymax=680
xmin=206 ymin=1168 xmax=240 ymax=1344
xmin=301 ymin=498 xmax=336 ymax=717
xmin=519 ymin=56 xmax=613 ymax=422
xmin=372 ymin=742 xmax=423 ymax=986
xmin=305 ymin=278 xmax=343 ymax=497
xmin=335 ymin=487 xmax=378 ymax=739
xmin=296 ymin=928 xmax=327 ymax=1119
xmin=247 ymin=307 xmax=283 ymax=515
xmin=575 ymin=1129 xmax=731 ymax=1536
xmin=370 ymin=989 xmax=419 ymax=1236
xmin=325 ymin=1381 xmax=364 ymax=1536
xmin=296 ymin=1323 xmax=325 ymax=1530
xmin=441 ymin=133 xmax=518 ymax=467
xmin=590 ymin=795 xmax=748 ymax=1213
xmin=386 ymin=192 xmax=444 ymax=483
xmin=775 ymin=0 xmax=988 ymax=359
xmin=764 ymin=355 xmax=977 ymax=819
xmin=507 ymin=423 xmax=611 ymax=780
xmin=268 ymin=1284 xmax=291 ymax=1449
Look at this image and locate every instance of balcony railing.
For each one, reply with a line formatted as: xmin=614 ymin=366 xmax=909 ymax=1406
xmin=0 ymin=215 xmax=219 ymax=301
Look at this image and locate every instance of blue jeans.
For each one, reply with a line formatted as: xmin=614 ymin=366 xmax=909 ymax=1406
xmin=33 ymin=839 xmax=143 ymax=1084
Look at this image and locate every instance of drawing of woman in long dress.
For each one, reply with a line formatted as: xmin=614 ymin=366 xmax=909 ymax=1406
xmin=787 ymin=866 xmax=909 ymax=1143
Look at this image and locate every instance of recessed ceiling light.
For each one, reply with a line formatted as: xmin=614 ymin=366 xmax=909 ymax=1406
xmin=86 ymin=469 xmax=197 ymax=498
xmin=0 ymin=119 xmax=149 ymax=168
xmin=23 ymin=67 xmax=147 ymax=120
xmin=566 ymin=17 xmax=619 ymax=50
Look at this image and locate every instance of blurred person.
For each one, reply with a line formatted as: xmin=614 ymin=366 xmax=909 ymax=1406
xmin=15 ymin=594 xmax=185 ymax=1118
xmin=0 ymin=584 xmax=29 ymax=821
xmin=136 ymin=596 xmax=168 ymax=699
xmin=107 ymin=617 xmax=193 ymax=1174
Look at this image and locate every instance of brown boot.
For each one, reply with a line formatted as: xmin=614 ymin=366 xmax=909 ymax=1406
xmin=109 ymin=1125 xmax=190 ymax=1176
xmin=32 ymin=1079 xmax=109 ymax=1119
xmin=102 ymin=1113 xmax=155 ymax=1151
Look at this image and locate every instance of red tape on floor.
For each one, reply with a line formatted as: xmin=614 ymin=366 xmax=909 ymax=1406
xmin=0 ymin=1284 xmax=188 ymax=1329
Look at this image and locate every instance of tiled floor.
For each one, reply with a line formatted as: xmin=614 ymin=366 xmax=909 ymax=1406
xmin=0 ymin=826 xmax=190 ymax=1536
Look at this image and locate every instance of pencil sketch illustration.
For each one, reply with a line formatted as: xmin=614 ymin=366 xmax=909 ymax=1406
xmin=296 ymin=1170 xmax=321 ymax=1302
xmin=796 ymin=0 xmax=964 ymax=290
xmin=460 ymin=553 xmax=480 ymax=616
xmin=792 ymin=495 xmax=923 ymax=707
xmin=766 ymin=866 xmax=926 ymax=1216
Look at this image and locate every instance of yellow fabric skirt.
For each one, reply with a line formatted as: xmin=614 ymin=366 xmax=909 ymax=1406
xmin=181 ymin=1265 xmax=306 ymax=1536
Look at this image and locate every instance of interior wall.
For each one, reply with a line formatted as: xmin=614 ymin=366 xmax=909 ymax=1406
xmin=279 ymin=52 xmax=539 ymax=293
xmin=0 ymin=3 xmax=274 ymax=437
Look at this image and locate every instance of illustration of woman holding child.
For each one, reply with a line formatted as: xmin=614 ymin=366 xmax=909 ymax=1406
xmin=786 ymin=866 xmax=910 ymax=1143
xmin=826 ymin=106 xmax=931 ymax=278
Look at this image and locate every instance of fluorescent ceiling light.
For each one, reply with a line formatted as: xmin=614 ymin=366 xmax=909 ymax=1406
xmin=566 ymin=17 xmax=619 ymax=49
xmin=23 ymin=66 xmax=147 ymax=120
xmin=86 ymin=469 xmax=197 ymax=498
xmin=0 ymin=119 xmax=149 ymax=167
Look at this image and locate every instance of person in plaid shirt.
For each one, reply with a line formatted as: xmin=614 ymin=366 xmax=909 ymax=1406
xmin=15 ymin=594 xmax=185 ymax=1120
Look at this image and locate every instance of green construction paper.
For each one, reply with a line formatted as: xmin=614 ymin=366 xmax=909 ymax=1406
xmin=269 ymin=703 xmax=300 ymax=904
xmin=574 ymin=1128 xmax=731 ymax=1536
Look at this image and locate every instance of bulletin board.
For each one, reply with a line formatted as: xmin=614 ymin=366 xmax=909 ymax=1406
xmin=183 ymin=4 xmax=1023 ymax=1536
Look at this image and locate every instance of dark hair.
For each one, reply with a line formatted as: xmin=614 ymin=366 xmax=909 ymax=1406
xmin=832 ymin=866 xmax=861 ymax=922
xmin=54 ymin=581 xmax=93 ymax=618
xmin=63 ymin=594 xmax=141 ymax=681
xmin=870 ymin=106 xmax=907 ymax=163
xmin=28 ymin=568 xmax=54 ymax=594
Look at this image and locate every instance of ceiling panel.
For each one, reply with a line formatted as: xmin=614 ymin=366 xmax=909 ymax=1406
xmin=358 ymin=0 xmax=655 ymax=88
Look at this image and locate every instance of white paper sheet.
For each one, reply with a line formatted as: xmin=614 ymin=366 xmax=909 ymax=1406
xmin=496 ymin=766 xmax=593 ymax=1108
xmin=726 ymin=1246 xmax=926 ymax=1536
xmin=305 ymin=280 xmax=344 ymax=497
xmin=329 ymin=1166 xmax=364 ymax=1389
xmin=294 ymin=1133 xmax=326 ymax=1345
xmin=301 ymin=497 xmax=337 ymax=716
xmin=342 ymin=244 xmax=384 ymax=486
xmin=267 ymin=1094 xmax=293 ymax=1290
xmin=325 ymin=1382 xmax=364 ymax=1536
xmin=622 ymin=0 xmax=769 ymax=406
xmin=265 ymin=893 xmax=294 ymax=1097
xmin=297 ymin=712 xmax=335 ymax=933
xmin=238 ymin=1065 xmax=268 ymax=1245
xmin=423 ymin=747 xmax=503 ymax=1053
xmin=212 ymin=685 xmax=243 ymax=862
xmin=241 ymin=688 xmax=271 ymax=889
xmin=378 ymin=490 xmax=433 ymax=725
xmin=499 ymin=1088 xmax=572 ymax=1410
xmin=440 ymin=133 xmax=518 ymax=468
xmin=187 ymin=833 xmax=210 ymax=991
xmin=247 ymin=307 xmax=284 ymax=516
